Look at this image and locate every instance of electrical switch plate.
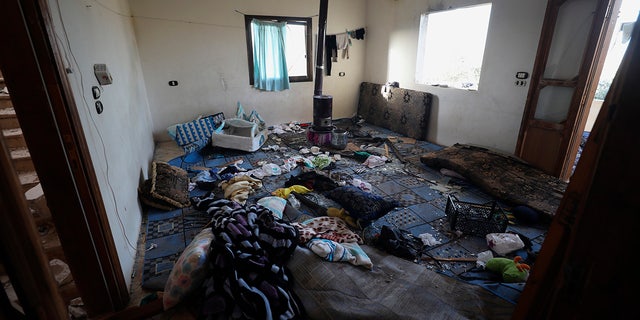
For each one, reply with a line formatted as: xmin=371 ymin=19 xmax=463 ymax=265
xmin=95 ymin=101 xmax=104 ymax=114
xmin=516 ymin=71 xmax=529 ymax=79
xmin=93 ymin=64 xmax=113 ymax=85
xmin=168 ymin=80 xmax=179 ymax=86
xmin=515 ymin=80 xmax=527 ymax=87
xmin=91 ymin=86 xmax=101 ymax=99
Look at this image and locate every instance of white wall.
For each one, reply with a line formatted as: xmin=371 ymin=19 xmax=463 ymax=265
xmin=47 ymin=0 xmax=155 ymax=287
xmin=365 ymin=0 xmax=547 ymax=153
xmin=129 ymin=0 xmax=367 ymax=142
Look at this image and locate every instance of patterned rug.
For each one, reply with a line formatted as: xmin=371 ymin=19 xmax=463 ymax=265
xmin=141 ymin=195 xmax=210 ymax=290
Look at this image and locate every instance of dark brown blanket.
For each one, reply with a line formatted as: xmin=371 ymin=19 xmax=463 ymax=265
xmin=420 ymin=144 xmax=567 ymax=217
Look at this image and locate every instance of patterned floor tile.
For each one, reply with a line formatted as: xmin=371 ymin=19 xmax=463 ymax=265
xmin=457 ymin=236 xmax=491 ymax=254
xmin=389 ymin=189 xmax=426 ymax=207
xmin=383 ymin=208 xmax=426 ymax=230
xmin=408 ymin=202 xmax=445 ymax=223
xmin=423 ymin=241 xmax=476 ymax=275
xmin=142 ymin=252 xmax=181 ymax=290
xmin=393 ymin=175 xmax=427 ymax=188
xmin=377 ymin=180 xmax=406 ymax=195
xmin=361 ymin=173 xmax=387 ymax=186
xmin=411 ymin=185 xmax=442 ymax=202
xmin=144 ymin=233 xmax=186 ymax=260
xmin=406 ymin=223 xmax=438 ymax=238
xmin=146 ymin=216 xmax=184 ymax=239
xmin=430 ymin=197 xmax=448 ymax=211
xmin=146 ymin=208 xmax=183 ymax=222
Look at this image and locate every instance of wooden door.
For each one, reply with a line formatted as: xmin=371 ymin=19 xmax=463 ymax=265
xmin=516 ymin=0 xmax=620 ymax=181
xmin=0 ymin=0 xmax=129 ymax=316
xmin=513 ymin=9 xmax=640 ymax=317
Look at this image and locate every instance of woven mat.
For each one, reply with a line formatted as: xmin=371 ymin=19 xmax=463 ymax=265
xmin=289 ymin=244 xmax=515 ymax=319
xmin=141 ymin=201 xmax=210 ymax=290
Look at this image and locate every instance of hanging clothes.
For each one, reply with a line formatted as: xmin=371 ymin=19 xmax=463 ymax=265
xmin=336 ymin=33 xmax=351 ymax=60
xmin=325 ymin=34 xmax=337 ymax=76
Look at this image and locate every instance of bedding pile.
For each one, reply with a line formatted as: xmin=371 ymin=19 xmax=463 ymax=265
xmin=191 ymin=198 xmax=305 ymax=319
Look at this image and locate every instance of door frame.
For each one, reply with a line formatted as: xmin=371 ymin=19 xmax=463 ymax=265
xmin=0 ymin=0 xmax=129 ymax=316
xmin=515 ymin=0 xmax=620 ymax=181
xmin=513 ymin=10 xmax=640 ymax=317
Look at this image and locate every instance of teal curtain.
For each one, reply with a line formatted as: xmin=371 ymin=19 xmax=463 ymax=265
xmin=251 ymin=19 xmax=290 ymax=91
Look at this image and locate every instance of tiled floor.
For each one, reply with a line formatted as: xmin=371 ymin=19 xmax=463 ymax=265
xmin=131 ymin=119 xmax=549 ymax=310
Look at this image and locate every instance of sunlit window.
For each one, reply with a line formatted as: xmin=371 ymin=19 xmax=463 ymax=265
xmin=416 ymin=3 xmax=492 ymax=90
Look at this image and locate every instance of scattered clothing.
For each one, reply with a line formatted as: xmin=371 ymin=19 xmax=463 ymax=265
xmin=219 ymin=175 xmax=262 ymax=205
xmin=272 ymin=185 xmax=312 ymax=199
xmin=292 ymin=216 xmax=363 ymax=244
xmin=335 ymin=33 xmax=351 ymax=60
xmin=306 ymin=238 xmax=372 ymax=269
xmin=325 ymin=35 xmax=337 ymax=76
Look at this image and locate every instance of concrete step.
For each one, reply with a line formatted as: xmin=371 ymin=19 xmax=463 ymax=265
xmin=10 ymin=147 xmax=35 ymax=172
xmin=0 ymin=93 xmax=11 ymax=109
xmin=41 ymin=232 xmax=66 ymax=263
xmin=58 ymin=280 xmax=79 ymax=308
xmin=2 ymin=128 xmax=26 ymax=149
xmin=18 ymin=170 xmax=40 ymax=192
xmin=0 ymin=106 xmax=19 ymax=129
xmin=26 ymin=184 xmax=51 ymax=224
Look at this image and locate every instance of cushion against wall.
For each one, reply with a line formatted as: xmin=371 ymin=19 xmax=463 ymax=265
xmin=148 ymin=161 xmax=191 ymax=209
xmin=357 ymin=82 xmax=432 ymax=141
xmin=175 ymin=116 xmax=216 ymax=146
xmin=138 ymin=179 xmax=175 ymax=211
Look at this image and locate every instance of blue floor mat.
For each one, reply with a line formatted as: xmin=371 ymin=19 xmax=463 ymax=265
xmin=141 ymin=194 xmax=210 ymax=290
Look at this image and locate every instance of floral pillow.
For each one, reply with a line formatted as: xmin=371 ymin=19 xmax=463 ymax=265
xmin=163 ymin=228 xmax=213 ymax=310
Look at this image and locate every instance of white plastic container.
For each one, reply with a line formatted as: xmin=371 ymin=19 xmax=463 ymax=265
xmin=211 ymin=118 xmax=267 ymax=152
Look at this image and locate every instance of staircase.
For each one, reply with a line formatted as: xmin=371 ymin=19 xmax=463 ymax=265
xmin=0 ymin=70 xmax=80 ymax=311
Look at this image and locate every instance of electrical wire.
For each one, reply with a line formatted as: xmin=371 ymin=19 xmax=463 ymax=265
xmin=52 ymin=0 xmax=138 ymax=254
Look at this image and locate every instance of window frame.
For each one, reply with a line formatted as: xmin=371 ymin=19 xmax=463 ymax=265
xmin=244 ymin=15 xmax=313 ymax=85
xmin=415 ymin=3 xmax=492 ymax=90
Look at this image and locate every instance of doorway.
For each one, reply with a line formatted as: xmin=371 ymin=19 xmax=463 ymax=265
xmin=516 ymin=0 xmax=629 ymax=182
xmin=573 ymin=0 xmax=639 ymax=175
xmin=584 ymin=0 xmax=639 ymax=131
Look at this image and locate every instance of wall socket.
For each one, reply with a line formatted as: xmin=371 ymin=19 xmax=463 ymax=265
xmin=515 ymin=80 xmax=527 ymax=87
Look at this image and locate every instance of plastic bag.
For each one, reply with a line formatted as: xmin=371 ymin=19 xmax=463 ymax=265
xmin=236 ymin=101 xmax=266 ymax=131
xmin=486 ymin=233 xmax=525 ymax=256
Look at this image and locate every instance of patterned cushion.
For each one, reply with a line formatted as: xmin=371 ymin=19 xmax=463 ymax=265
xmin=149 ymin=162 xmax=191 ymax=209
xmin=357 ymin=82 xmax=432 ymax=141
xmin=324 ymin=186 xmax=399 ymax=222
xmin=163 ymin=228 xmax=214 ymax=310
xmin=175 ymin=117 xmax=216 ymax=146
